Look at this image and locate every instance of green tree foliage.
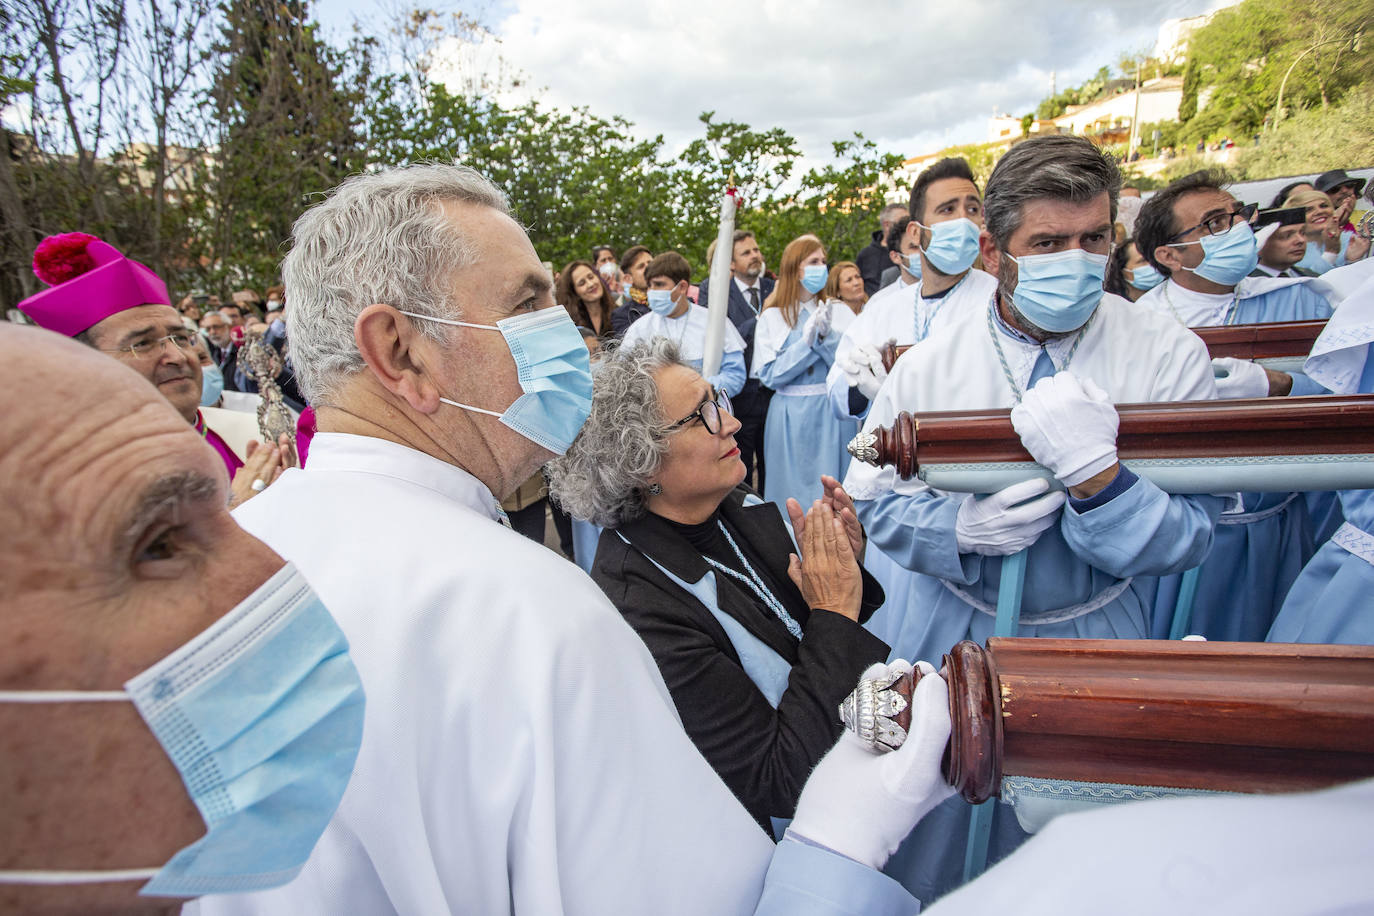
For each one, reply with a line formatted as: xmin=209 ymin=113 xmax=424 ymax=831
xmin=1229 ymin=84 xmax=1374 ymax=179
xmin=206 ymin=0 xmax=369 ymax=290
xmin=1179 ymin=58 xmax=1200 ymax=122
xmin=1178 ymin=0 xmax=1370 ymax=145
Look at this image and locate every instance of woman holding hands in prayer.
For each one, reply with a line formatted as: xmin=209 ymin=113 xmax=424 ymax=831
xmin=548 ymin=339 xmax=889 ymax=834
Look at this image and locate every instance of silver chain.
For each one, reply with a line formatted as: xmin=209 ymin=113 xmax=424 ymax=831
xmin=704 ymin=522 xmax=804 ymax=640
xmin=986 ymin=296 xmax=1095 ymax=403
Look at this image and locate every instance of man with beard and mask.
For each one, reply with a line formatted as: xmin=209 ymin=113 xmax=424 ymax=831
xmin=698 ymin=230 xmax=777 ymax=488
xmin=838 ymin=135 xmax=1224 ymax=902
xmin=17 ymin=233 xmax=292 ymax=507
xmin=0 ymin=324 xmax=365 ymax=914
xmin=828 ymin=158 xmax=997 ymax=426
xmin=1133 ymin=171 xmax=1337 ymax=643
xmin=826 ymin=158 xmax=998 ymax=649
xmin=185 ymin=162 xmax=941 ymax=916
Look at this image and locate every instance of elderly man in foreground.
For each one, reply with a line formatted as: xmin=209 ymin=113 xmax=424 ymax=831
xmin=183 ymin=163 xmax=935 ymax=915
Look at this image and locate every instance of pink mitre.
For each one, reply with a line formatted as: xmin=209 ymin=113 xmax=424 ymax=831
xmin=18 ymin=232 xmax=171 ymax=337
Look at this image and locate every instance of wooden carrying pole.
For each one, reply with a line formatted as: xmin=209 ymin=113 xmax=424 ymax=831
xmin=879 ymin=319 xmax=1329 ymax=374
xmin=847 ymin=395 xmax=1374 ymax=489
xmin=898 ymin=638 xmax=1374 ymax=804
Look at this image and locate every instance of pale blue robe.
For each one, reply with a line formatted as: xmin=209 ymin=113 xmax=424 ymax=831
xmin=1142 ymin=281 xmax=1334 ymax=641
xmin=753 ymin=301 xmax=858 ymax=512
xmin=1269 ymin=359 xmax=1374 ymax=644
xmin=844 ymin=295 xmax=1225 ymax=903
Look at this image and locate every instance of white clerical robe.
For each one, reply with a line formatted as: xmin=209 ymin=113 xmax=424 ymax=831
xmin=827 ymin=270 xmax=998 ymax=421
xmin=185 ymin=432 xmax=916 ymax=915
xmin=191 ymin=434 xmax=773 ymax=913
xmin=926 ymin=777 xmax=1374 ymax=915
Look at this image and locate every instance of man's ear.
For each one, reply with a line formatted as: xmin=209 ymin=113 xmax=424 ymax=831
xmin=978 ymin=230 xmax=1001 ymax=276
xmin=354 ymin=304 xmax=443 ymax=414
xmin=1153 ymin=242 xmax=1185 ymax=275
xmin=675 ymin=279 xmax=689 ymax=300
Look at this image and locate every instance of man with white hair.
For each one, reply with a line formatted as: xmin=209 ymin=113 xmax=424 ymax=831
xmin=185 ymin=163 xmax=933 ymax=914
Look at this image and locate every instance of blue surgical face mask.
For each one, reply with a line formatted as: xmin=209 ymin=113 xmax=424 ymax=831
xmin=1007 ymin=248 xmax=1109 ymax=334
xmin=0 ymin=564 xmax=365 ymax=896
xmin=902 ymin=251 xmax=923 ymax=279
xmin=646 ymin=288 xmax=676 ymax=317
xmin=1127 ymin=263 xmax=1164 ymax=291
xmin=401 ymin=306 xmax=593 ymax=455
xmin=199 ymin=362 xmax=224 ymax=406
xmin=1171 ymin=221 xmax=1259 ymax=286
xmin=801 ymin=264 xmax=828 ymax=295
xmin=917 ymin=217 xmax=982 ymax=275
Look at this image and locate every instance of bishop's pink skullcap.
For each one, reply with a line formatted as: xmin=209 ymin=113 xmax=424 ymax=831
xmin=18 ymin=233 xmax=171 ymax=337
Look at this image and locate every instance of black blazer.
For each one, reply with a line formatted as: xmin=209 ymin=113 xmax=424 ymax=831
xmin=591 ymin=486 xmax=889 ymax=830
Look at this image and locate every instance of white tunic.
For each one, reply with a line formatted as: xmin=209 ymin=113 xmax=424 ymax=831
xmin=620 ymin=303 xmax=747 ymax=364
xmin=927 ymin=777 xmax=1374 ymax=915
xmin=827 ymin=270 xmax=998 ymax=420
xmin=188 ymin=432 xmax=777 ymax=915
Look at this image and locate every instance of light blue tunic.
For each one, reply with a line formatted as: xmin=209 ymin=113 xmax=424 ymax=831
xmin=1269 ymin=357 xmax=1374 ymax=645
xmin=1296 ymin=241 xmax=1334 ymax=275
xmin=1151 ymin=284 xmax=1334 ymax=641
xmin=755 ymin=313 xmax=859 ymax=512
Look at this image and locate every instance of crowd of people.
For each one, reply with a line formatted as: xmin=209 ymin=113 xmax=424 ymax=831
xmin=2 ymin=139 xmax=1372 ymax=914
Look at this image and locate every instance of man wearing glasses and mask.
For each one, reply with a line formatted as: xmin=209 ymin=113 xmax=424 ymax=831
xmin=1134 ymin=170 xmax=1336 ymax=400
xmin=1133 ymin=172 xmax=1339 ymax=644
xmin=17 ymin=233 xmax=293 ymax=506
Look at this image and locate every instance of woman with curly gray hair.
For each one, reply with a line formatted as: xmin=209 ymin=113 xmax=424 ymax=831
xmin=548 ymin=338 xmax=890 ymax=834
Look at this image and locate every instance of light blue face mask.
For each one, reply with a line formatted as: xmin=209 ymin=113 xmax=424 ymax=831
xmin=199 ymin=363 xmax=224 ymax=406
xmin=1172 ymin=221 xmax=1259 ymax=286
xmin=646 ymin=288 xmax=677 ymax=317
xmin=1007 ymin=248 xmax=1109 ymax=334
xmin=902 ymin=251 xmax=923 ymax=280
xmin=918 ymin=217 xmax=982 ymax=275
xmin=401 ymin=306 xmax=593 ymax=455
xmin=1127 ymin=263 xmax=1164 ymax=291
xmin=0 ymin=564 xmax=365 ymax=897
xmin=801 ymin=264 xmax=828 ymax=295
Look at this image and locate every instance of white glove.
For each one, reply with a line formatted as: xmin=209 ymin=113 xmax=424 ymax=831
xmin=1211 ymin=357 xmax=1270 ymax=399
xmin=788 ymin=660 xmax=956 ymax=870
xmin=1010 ymin=372 xmax=1119 ymax=488
xmin=803 ymin=301 xmax=833 ymax=346
xmin=954 ymin=476 xmax=1066 ymax=555
xmin=841 ymin=343 xmax=887 ymax=400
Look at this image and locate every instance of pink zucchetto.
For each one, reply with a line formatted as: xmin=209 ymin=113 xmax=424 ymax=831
xmin=18 ymin=233 xmax=171 ymax=337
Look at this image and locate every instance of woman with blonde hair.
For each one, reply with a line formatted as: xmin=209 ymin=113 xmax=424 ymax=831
xmin=752 ymin=235 xmax=860 ymax=511
xmin=824 ymin=261 xmax=867 ymax=315
xmin=1284 ymin=188 xmax=1369 ymax=275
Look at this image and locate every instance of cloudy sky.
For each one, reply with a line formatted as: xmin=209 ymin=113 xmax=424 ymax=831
xmin=322 ymin=0 xmax=1238 ymax=165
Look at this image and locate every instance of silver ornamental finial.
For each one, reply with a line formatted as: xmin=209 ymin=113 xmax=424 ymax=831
xmin=241 ymin=333 xmax=296 ymax=445
xmin=847 ymin=430 xmax=879 ymax=466
xmin=838 ymin=669 xmax=909 ymax=753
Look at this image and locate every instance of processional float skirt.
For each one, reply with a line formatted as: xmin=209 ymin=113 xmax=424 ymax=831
xmin=846 ymin=395 xmax=1374 ymax=494
xmin=842 ymin=638 xmax=1374 ymax=832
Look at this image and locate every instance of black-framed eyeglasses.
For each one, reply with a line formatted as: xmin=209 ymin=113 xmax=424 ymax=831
xmin=1169 ymin=202 xmax=1258 ymax=242
xmin=102 ymin=332 xmax=198 ymax=360
xmin=664 ymin=388 xmax=732 ymax=435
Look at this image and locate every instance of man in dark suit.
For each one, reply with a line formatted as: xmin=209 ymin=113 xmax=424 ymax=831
xmin=698 ymin=230 xmax=775 ymax=491
xmin=1251 ymin=207 xmax=1318 ymax=279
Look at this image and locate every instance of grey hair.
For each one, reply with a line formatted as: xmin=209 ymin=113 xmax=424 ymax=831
xmin=282 ymin=162 xmax=510 ymax=404
xmin=984 ymin=135 xmax=1121 ymax=246
xmin=546 ymin=338 xmax=684 ymax=528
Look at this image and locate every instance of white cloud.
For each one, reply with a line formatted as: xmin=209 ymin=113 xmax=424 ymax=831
xmin=485 ymin=0 xmax=1221 ymax=167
